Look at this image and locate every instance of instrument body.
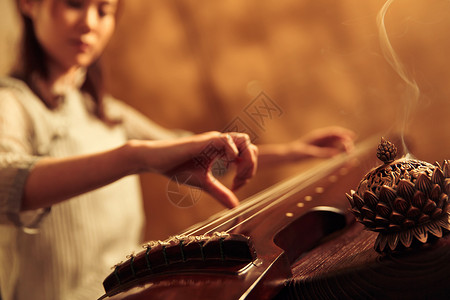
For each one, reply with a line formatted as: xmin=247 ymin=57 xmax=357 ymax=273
xmin=276 ymin=221 xmax=450 ymax=300
xmin=100 ymin=138 xmax=382 ymax=300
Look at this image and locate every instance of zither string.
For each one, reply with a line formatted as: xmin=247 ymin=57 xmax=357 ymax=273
xmin=181 ymin=136 xmax=377 ymax=237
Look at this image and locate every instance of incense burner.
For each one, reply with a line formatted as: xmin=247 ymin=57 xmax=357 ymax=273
xmin=346 ymin=138 xmax=450 ymax=253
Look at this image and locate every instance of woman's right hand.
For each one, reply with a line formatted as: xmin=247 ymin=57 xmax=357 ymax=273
xmin=129 ymin=131 xmax=259 ymax=208
xmin=22 ymin=132 xmax=257 ymax=211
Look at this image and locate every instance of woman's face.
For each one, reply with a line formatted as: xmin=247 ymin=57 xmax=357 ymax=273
xmin=23 ymin=0 xmax=118 ymax=71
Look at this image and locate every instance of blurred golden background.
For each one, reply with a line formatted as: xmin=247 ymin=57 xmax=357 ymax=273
xmin=1 ymin=0 xmax=449 ymax=241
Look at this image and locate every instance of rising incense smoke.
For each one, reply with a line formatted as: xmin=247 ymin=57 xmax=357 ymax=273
xmin=377 ymin=0 xmax=420 ymax=156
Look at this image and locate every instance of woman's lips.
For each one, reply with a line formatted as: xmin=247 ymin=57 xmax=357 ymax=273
xmin=72 ymin=40 xmax=93 ymax=53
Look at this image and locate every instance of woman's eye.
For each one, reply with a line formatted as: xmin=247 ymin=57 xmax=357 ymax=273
xmin=65 ymin=0 xmax=84 ymax=9
xmin=98 ymin=3 xmax=117 ymax=17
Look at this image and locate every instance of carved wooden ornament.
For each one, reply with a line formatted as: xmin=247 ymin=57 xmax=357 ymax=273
xmin=346 ymin=138 xmax=450 ymax=253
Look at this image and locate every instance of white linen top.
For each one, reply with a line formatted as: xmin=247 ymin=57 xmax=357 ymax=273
xmin=0 ymin=77 xmax=189 ymax=300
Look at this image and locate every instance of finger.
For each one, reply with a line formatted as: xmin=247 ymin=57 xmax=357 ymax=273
xmin=321 ymin=126 xmax=356 ymax=139
xmin=232 ymin=146 xmax=259 ymax=190
xmin=328 ymin=133 xmax=355 ymax=153
xmin=228 ymin=133 xmax=258 ymax=190
xmin=306 ymin=127 xmax=356 ymax=146
xmin=204 ymin=173 xmax=240 ymax=208
xmin=211 ymin=133 xmax=239 ymax=162
xmin=303 ymin=144 xmax=341 ymax=158
xmin=317 ymin=147 xmax=342 ymax=157
xmin=342 ymin=137 xmax=355 ymax=153
xmin=232 ymin=172 xmax=250 ymax=191
xmin=314 ymin=134 xmax=355 ymax=153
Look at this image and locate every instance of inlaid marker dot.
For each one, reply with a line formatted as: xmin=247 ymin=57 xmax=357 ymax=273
xmin=328 ymin=175 xmax=338 ymax=183
xmin=339 ymin=168 xmax=349 ymax=176
xmin=286 ymin=212 xmax=294 ymax=218
xmin=304 ymin=195 xmax=313 ymax=202
xmin=297 ymin=202 xmax=305 ymax=208
xmin=315 ymin=187 xmax=324 ymax=194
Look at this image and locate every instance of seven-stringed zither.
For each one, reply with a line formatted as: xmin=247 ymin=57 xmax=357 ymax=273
xmin=99 ymin=136 xmax=450 ymax=300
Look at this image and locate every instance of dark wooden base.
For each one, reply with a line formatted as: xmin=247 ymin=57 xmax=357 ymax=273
xmin=276 ymin=222 xmax=450 ymax=300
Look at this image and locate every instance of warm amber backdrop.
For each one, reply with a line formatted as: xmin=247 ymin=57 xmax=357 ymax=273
xmin=1 ymin=0 xmax=450 ymax=240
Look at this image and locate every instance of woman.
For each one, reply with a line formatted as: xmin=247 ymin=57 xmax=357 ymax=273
xmin=0 ymin=0 xmax=353 ymax=299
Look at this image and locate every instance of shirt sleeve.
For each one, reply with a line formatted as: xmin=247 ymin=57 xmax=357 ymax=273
xmin=0 ymin=89 xmax=45 ymax=228
xmin=103 ymin=96 xmax=193 ymax=141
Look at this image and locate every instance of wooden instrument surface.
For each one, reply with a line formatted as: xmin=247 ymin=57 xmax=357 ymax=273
xmin=101 ymin=136 xmax=445 ymax=300
xmin=275 ymin=221 xmax=450 ymax=300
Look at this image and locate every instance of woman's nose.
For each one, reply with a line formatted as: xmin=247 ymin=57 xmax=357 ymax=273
xmin=80 ymin=6 xmax=99 ymax=32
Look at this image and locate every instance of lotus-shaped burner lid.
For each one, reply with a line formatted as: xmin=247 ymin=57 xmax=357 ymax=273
xmin=347 ymin=138 xmax=450 ymax=253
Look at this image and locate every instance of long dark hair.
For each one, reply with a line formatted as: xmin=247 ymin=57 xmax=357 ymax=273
xmin=11 ymin=1 xmax=117 ymax=124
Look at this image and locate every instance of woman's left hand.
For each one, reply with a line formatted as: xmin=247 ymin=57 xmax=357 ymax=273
xmin=257 ymin=126 xmax=355 ymax=166
xmin=290 ymin=126 xmax=355 ymax=158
